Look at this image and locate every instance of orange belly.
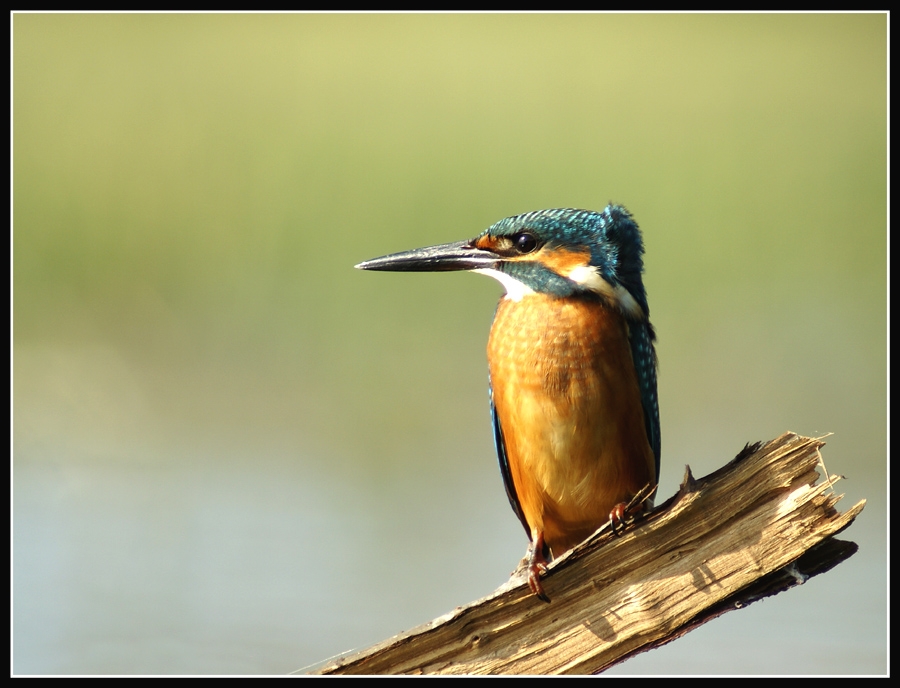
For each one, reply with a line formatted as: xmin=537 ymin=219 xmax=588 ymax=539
xmin=487 ymin=294 xmax=655 ymax=557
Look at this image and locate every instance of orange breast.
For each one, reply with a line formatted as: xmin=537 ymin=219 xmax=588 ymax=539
xmin=487 ymin=293 xmax=655 ymax=556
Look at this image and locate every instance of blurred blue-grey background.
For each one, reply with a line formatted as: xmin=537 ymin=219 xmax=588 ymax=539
xmin=13 ymin=14 xmax=886 ymax=675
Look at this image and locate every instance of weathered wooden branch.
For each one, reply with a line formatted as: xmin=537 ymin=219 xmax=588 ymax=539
xmin=314 ymin=433 xmax=865 ymax=675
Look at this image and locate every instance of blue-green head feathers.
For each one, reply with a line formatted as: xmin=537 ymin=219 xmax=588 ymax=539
xmin=482 ymin=204 xmax=650 ymax=316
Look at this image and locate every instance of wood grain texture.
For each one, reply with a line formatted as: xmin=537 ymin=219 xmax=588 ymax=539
xmin=313 ymin=433 xmax=865 ymax=675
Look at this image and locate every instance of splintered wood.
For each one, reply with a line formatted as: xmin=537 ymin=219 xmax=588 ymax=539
xmin=314 ymin=433 xmax=865 ymax=675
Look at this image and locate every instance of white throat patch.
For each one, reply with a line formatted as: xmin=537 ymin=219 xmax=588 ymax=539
xmin=472 ymin=268 xmax=535 ymax=302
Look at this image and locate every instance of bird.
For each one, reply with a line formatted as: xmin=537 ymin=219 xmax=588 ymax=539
xmin=355 ymin=204 xmax=659 ymax=601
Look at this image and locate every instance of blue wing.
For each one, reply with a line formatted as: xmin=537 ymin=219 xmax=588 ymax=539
xmin=629 ymin=320 xmax=661 ymax=481
xmin=489 ymin=374 xmax=531 ymax=539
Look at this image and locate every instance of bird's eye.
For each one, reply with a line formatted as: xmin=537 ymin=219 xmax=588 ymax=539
xmin=513 ymin=232 xmax=538 ymax=254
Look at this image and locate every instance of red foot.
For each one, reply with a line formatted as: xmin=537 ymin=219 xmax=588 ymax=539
xmin=609 ymin=484 xmax=658 ymax=536
xmin=608 ymin=502 xmax=629 ymax=535
xmin=526 ymin=531 xmax=551 ymax=602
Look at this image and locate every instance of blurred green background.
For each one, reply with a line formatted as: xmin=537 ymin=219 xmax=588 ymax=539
xmin=13 ymin=14 xmax=886 ymax=675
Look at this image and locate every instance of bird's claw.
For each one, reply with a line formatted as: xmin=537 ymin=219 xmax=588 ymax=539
xmin=525 ymin=533 xmax=551 ymax=602
xmin=609 ymin=501 xmax=629 ymax=535
xmin=609 ymin=483 xmax=658 ymax=536
xmin=527 ymin=561 xmax=550 ymax=602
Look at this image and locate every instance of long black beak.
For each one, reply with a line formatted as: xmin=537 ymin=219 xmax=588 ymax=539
xmin=355 ymin=239 xmax=500 ymax=272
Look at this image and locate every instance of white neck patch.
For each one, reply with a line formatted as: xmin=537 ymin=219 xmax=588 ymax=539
xmin=472 ymin=268 xmax=535 ymax=302
xmin=566 ymin=265 xmax=645 ymax=319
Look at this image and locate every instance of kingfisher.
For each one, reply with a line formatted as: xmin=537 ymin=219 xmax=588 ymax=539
xmin=356 ymin=204 xmax=659 ymax=601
